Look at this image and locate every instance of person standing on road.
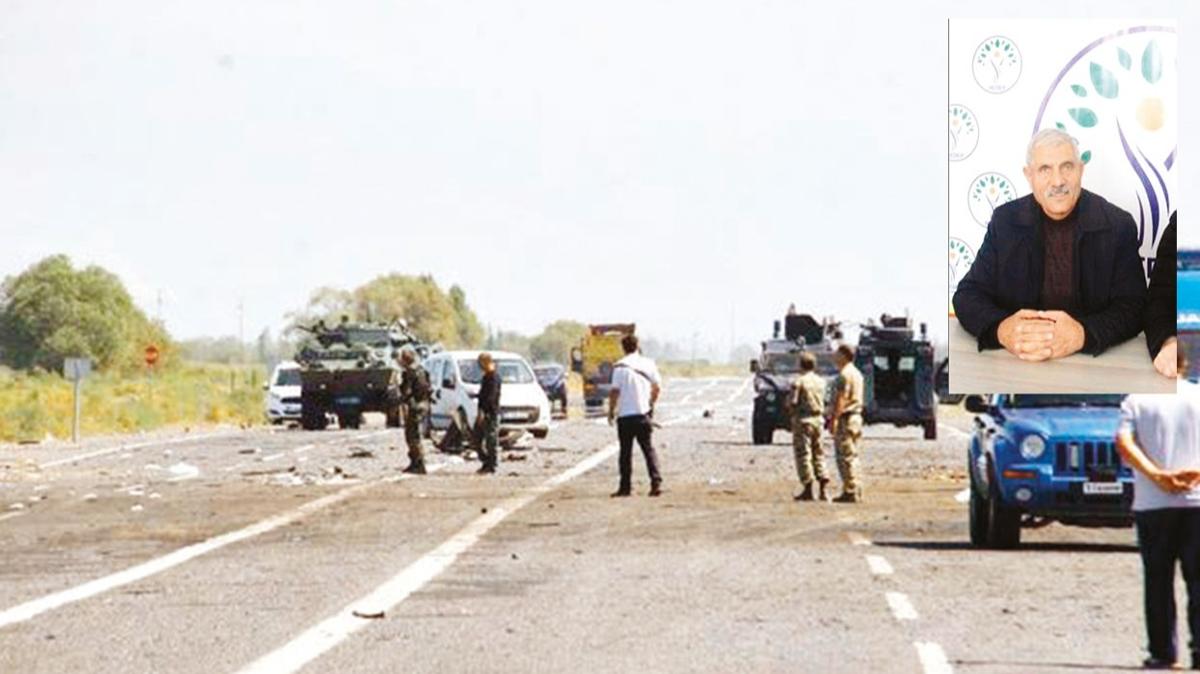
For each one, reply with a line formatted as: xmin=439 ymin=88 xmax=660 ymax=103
xmin=829 ymin=344 xmax=865 ymax=503
xmin=607 ymin=335 xmax=663 ymax=497
xmin=397 ymin=349 xmax=432 ymax=475
xmin=790 ymin=352 xmax=830 ymax=502
xmin=475 ymin=352 xmax=502 ymax=475
xmin=1116 ymin=345 xmax=1200 ymax=670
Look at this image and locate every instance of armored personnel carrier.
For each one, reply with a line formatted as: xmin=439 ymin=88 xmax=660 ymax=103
xmin=295 ymin=319 xmax=429 ymax=431
xmin=855 ymin=314 xmax=938 ymax=440
xmin=749 ymin=313 xmax=840 ymax=445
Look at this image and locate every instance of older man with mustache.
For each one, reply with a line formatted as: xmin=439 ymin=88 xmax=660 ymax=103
xmin=954 ymin=128 xmax=1147 ymax=360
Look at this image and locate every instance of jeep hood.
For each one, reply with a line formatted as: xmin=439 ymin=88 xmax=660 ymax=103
xmin=1004 ymin=407 xmax=1121 ymax=439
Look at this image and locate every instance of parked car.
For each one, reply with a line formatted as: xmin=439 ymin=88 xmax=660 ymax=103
xmin=533 ymin=362 xmax=568 ymax=413
xmin=264 ymin=361 xmax=302 ymax=425
xmin=964 ymin=393 xmax=1133 ymax=549
xmin=423 ymin=350 xmax=552 ymax=445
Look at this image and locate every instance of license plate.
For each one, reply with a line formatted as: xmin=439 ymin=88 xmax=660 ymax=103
xmin=336 ymin=397 xmax=361 ymax=406
xmin=1083 ymin=481 xmax=1123 ymax=496
xmin=502 ymin=413 xmax=528 ymax=422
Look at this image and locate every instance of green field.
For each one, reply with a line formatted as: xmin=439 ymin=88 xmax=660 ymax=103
xmin=0 ymin=363 xmax=265 ymax=443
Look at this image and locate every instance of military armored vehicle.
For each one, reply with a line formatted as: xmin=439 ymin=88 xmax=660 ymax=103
xmin=855 ymin=314 xmax=938 ymax=440
xmin=295 ymin=320 xmax=428 ymax=431
xmin=749 ymin=314 xmax=840 ymax=445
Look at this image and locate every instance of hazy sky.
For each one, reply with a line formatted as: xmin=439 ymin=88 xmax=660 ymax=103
xmin=2 ymin=1 xmax=1194 ymax=360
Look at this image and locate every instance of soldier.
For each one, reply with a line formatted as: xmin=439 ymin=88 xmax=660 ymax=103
xmin=475 ymin=352 xmax=502 ymax=475
xmin=790 ymin=352 xmax=830 ymax=502
xmin=397 ymin=349 xmax=431 ymax=474
xmin=829 ymin=344 xmax=865 ymax=503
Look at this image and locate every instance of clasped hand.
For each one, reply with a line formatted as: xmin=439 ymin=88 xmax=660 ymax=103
xmin=997 ymin=309 xmax=1085 ymax=361
xmin=1152 ymin=468 xmax=1200 ymax=494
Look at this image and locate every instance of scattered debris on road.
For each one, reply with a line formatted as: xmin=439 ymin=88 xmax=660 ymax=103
xmin=348 ymin=448 xmax=375 ymax=459
xmin=352 ymin=610 xmax=386 ymax=620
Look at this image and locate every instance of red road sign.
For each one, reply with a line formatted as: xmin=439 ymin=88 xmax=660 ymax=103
xmin=144 ymin=344 xmax=160 ymax=366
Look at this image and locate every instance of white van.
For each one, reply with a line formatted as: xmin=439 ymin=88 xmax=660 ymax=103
xmin=423 ymin=351 xmax=551 ymax=442
xmin=264 ymin=361 xmax=302 ymax=424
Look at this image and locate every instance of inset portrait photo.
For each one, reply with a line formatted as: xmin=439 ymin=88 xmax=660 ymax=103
xmin=947 ymin=18 xmax=1177 ymax=394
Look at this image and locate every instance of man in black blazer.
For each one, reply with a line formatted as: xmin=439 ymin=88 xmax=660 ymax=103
xmin=1145 ymin=212 xmax=1177 ymax=377
xmin=953 ymin=128 xmax=1146 ymax=360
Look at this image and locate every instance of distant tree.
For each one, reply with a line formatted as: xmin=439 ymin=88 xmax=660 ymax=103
xmin=448 ymin=285 xmax=485 ymax=348
xmin=0 ymin=255 xmax=170 ymax=372
xmin=485 ymin=329 xmax=532 ymax=357
xmin=529 ymin=320 xmax=588 ymax=365
xmin=178 ymin=336 xmax=247 ymax=364
xmin=728 ymin=343 xmax=758 ymax=366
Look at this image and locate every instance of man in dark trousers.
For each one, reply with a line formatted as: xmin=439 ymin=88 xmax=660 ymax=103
xmin=475 ymin=352 xmax=502 ymax=475
xmin=1117 ymin=346 xmax=1200 ymax=669
xmin=953 ymin=128 xmax=1146 ymax=360
xmin=1145 ymin=212 xmax=1178 ymax=378
xmin=397 ymin=349 xmax=431 ymax=474
xmin=607 ymin=335 xmax=663 ymax=497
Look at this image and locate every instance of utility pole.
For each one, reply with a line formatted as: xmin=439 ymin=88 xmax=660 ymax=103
xmin=238 ymin=298 xmax=245 ymax=363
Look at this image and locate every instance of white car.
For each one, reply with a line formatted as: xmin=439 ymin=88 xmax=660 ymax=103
xmin=264 ymin=361 xmax=302 ymax=424
xmin=423 ymin=350 xmax=551 ymax=442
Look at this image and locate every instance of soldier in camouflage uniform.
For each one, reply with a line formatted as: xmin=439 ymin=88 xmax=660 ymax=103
xmin=790 ymin=352 xmax=830 ymax=502
xmin=397 ymin=349 xmax=432 ymax=475
xmin=830 ymin=344 xmax=865 ymax=503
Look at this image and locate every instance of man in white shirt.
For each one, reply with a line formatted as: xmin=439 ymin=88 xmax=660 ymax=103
xmin=1116 ymin=346 xmax=1200 ymax=670
xmin=607 ymin=335 xmax=663 ymax=497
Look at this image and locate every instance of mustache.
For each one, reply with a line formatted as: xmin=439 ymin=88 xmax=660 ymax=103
xmin=1043 ymin=184 xmax=1072 ymax=198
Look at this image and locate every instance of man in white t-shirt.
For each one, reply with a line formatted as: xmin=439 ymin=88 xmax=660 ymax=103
xmin=607 ymin=334 xmax=663 ymax=497
xmin=1116 ymin=347 xmax=1200 ymax=670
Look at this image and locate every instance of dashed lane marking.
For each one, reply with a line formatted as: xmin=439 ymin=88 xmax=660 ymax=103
xmin=0 ymin=511 xmax=27 ymax=523
xmin=847 ymin=532 xmax=872 ymax=546
xmin=937 ymin=423 xmax=971 ymax=440
xmin=37 ymin=431 xmax=236 ymax=470
xmin=0 ymin=465 xmax=442 ymax=630
xmin=915 ymin=642 xmax=954 ymax=674
xmin=885 ymin=592 xmax=919 ymax=621
xmin=954 ymin=489 xmax=970 ymax=503
xmin=865 ymin=554 xmax=894 ymax=576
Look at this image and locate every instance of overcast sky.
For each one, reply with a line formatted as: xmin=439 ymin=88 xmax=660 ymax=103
xmin=1 ymin=0 xmax=1194 ymax=360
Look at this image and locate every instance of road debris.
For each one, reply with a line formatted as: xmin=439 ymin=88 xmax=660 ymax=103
xmin=352 ymin=610 xmax=385 ymax=620
xmin=348 ymin=448 xmax=375 ymax=459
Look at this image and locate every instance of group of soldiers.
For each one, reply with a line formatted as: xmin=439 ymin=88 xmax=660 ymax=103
xmin=393 ymin=350 xmax=502 ymax=475
xmin=788 ymin=344 xmax=865 ymax=503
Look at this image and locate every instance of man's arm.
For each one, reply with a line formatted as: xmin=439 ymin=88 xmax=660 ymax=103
xmin=1116 ymin=427 xmax=1195 ymax=493
xmin=952 ymin=221 xmax=1013 ymax=350
xmin=607 ymin=387 xmax=620 ymax=424
xmin=1072 ymin=215 xmax=1148 ymax=355
xmin=650 ymin=382 xmax=660 ymax=409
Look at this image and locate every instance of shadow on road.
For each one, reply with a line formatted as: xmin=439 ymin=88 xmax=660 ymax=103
xmin=874 ymin=540 xmax=1137 ymax=554
xmin=953 ymin=658 xmax=1143 ymax=671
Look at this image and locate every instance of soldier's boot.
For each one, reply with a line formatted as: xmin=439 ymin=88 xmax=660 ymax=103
xmin=402 ymin=459 xmax=426 ymax=475
xmin=817 ymin=479 xmax=831 ymax=502
xmin=833 ymin=488 xmax=862 ymax=504
xmin=794 ymin=482 xmax=815 ymax=502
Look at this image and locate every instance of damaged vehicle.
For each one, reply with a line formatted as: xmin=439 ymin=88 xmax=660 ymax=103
xmin=425 ymin=350 xmax=552 ymax=447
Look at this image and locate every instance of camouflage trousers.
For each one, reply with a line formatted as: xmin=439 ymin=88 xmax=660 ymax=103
xmin=791 ymin=418 xmax=827 ymax=485
xmin=477 ymin=412 xmax=500 ymax=468
xmin=834 ymin=413 xmax=863 ymax=494
xmin=404 ymin=403 xmax=427 ymax=463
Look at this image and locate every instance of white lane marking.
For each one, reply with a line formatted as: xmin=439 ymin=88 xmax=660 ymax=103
xmin=37 ymin=431 xmax=234 ymax=469
xmin=914 ymin=642 xmax=954 ymax=674
xmin=236 ymin=440 xmax=621 ymax=674
xmin=954 ymin=489 xmax=971 ymax=503
xmin=885 ymin=592 xmax=919 ymax=621
xmin=292 ymin=444 xmax=315 ymax=455
xmin=262 ymin=453 xmax=286 ymax=462
xmin=937 ymin=423 xmax=971 ymax=440
xmin=847 ymin=532 xmax=872 ymax=547
xmin=0 ymin=511 xmax=27 ymax=523
xmin=865 ymin=554 xmax=894 ymax=576
xmin=0 ymin=468 xmax=437 ymax=630
xmin=352 ymin=431 xmax=390 ymax=440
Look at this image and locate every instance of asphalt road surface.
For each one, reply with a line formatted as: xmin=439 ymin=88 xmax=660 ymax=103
xmin=0 ymin=377 xmax=1162 ymax=672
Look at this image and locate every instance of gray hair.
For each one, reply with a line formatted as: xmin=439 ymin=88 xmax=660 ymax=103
xmin=1026 ymin=128 xmax=1080 ymax=166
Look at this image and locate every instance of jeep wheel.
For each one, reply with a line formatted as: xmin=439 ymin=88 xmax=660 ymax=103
xmin=986 ymin=467 xmax=1021 ymax=549
xmin=923 ymin=419 xmax=937 ymax=440
xmin=751 ymin=417 xmax=773 ymax=445
xmin=968 ymin=460 xmax=990 ymax=546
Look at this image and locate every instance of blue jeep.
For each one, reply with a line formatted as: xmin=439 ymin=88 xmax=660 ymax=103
xmin=964 ymin=394 xmax=1133 ymax=549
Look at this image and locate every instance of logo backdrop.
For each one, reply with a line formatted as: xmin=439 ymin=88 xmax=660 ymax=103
xmin=949 ymin=19 xmax=1178 ymax=315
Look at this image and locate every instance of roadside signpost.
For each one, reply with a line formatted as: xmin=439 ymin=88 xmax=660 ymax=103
xmin=63 ymin=357 xmax=92 ymax=444
xmin=145 ymin=344 xmax=160 ymax=400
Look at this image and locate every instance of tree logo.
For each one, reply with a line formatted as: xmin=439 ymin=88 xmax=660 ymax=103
xmin=949 ymin=237 xmax=976 ymax=294
xmin=968 ymin=172 xmax=1018 ymax=227
xmin=1034 ymin=26 xmax=1176 ymax=272
xmin=949 ymin=104 xmax=979 ymax=161
xmin=973 ymin=36 xmax=1022 ymax=93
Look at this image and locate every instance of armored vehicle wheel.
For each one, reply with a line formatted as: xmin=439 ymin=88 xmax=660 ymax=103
xmin=751 ymin=417 xmax=773 ymax=445
xmin=923 ymin=419 xmax=937 ymax=440
xmin=301 ymin=402 xmax=326 ymax=431
xmin=338 ymin=412 xmax=363 ymax=430
xmin=985 ymin=466 xmax=1021 ymax=549
xmin=968 ymin=461 xmax=990 ymax=546
xmin=386 ymin=406 xmax=402 ymax=428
